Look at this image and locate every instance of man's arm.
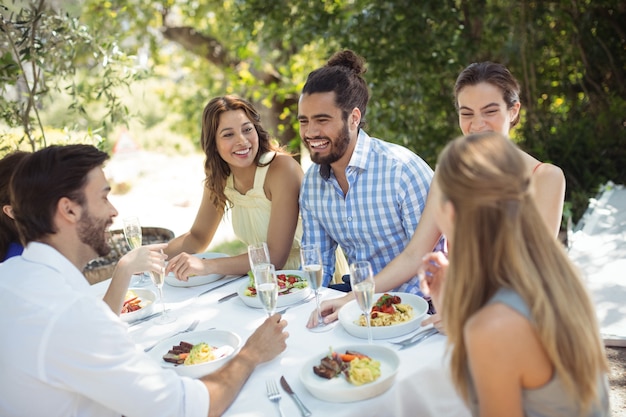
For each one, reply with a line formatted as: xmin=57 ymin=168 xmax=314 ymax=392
xmin=200 ymin=314 xmax=288 ymax=417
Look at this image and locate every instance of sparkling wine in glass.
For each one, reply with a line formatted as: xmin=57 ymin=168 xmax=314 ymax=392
xmin=300 ymin=244 xmax=332 ymax=332
xmin=122 ymin=216 xmax=149 ymax=287
xmin=253 ymin=263 xmax=278 ymax=317
xmin=350 ymin=261 xmax=375 ymax=344
xmin=151 ymin=252 xmax=176 ymax=325
xmin=248 ymin=242 xmax=270 ymax=271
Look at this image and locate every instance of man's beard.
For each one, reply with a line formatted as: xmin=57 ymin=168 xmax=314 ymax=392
xmin=309 ymin=121 xmax=351 ymax=165
xmin=77 ymin=209 xmax=112 ymax=257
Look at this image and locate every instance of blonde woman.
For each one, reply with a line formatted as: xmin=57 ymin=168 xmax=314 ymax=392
xmin=423 ymin=132 xmax=608 ymax=416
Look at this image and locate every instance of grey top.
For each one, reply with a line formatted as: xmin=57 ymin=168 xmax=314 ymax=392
xmin=466 ymin=288 xmax=610 ymax=417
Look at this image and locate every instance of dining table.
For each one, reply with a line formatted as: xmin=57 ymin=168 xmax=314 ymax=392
xmin=91 ymin=274 xmax=471 ymax=417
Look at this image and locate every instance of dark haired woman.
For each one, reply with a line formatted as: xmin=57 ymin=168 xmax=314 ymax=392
xmin=165 ymin=95 xmax=304 ymax=281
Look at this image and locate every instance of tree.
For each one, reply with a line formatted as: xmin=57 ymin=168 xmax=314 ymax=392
xmin=0 ymin=0 xmax=147 ymax=152
xmin=3 ymin=0 xmax=624 ymax=221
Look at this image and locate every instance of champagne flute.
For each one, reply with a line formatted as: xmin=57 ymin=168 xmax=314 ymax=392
xmin=300 ymin=244 xmax=332 ymax=332
xmin=248 ymin=242 xmax=270 ymax=271
xmin=151 ymin=251 xmax=176 ymax=325
xmin=350 ymin=261 xmax=375 ymax=344
xmin=253 ymin=263 xmax=278 ymax=317
xmin=122 ymin=216 xmax=149 ymax=287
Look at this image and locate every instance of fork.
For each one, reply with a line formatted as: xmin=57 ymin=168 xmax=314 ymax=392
xmin=396 ymin=328 xmax=439 ymax=350
xmin=266 ymin=379 xmax=285 ymax=417
xmin=144 ymin=319 xmax=200 ymax=352
xmin=389 ymin=327 xmax=438 ymax=348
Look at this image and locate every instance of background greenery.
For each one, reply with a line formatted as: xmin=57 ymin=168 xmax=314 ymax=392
xmin=1 ymin=0 xmax=624 ymax=224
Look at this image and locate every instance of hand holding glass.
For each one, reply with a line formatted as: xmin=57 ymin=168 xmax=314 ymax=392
xmin=300 ymin=244 xmax=330 ymax=332
xmin=253 ymin=263 xmax=278 ymax=317
xmin=350 ymin=261 xmax=375 ymax=344
xmin=122 ymin=216 xmax=149 ymax=286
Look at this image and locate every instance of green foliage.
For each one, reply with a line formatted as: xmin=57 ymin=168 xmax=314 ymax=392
xmin=0 ymin=0 xmax=148 ymax=152
xmin=247 ymin=0 xmax=625 ymax=222
xmin=2 ymin=0 xmax=624 ymax=224
xmin=208 ymin=238 xmax=247 ymax=256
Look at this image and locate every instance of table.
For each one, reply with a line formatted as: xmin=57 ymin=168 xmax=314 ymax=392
xmin=92 ymin=276 xmax=471 ymax=417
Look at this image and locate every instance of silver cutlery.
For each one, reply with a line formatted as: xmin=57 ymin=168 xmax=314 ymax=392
xmin=217 ymin=292 xmax=238 ymax=303
xmin=266 ymin=379 xmax=285 ymax=417
xmin=397 ymin=328 xmax=439 ymax=350
xmin=276 ymin=294 xmax=315 ymax=315
xmin=197 ymin=275 xmax=247 ymax=297
xmin=144 ymin=319 xmax=200 ymax=352
xmin=280 ymin=376 xmax=311 ymax=417
xmin=128 ymin=309 xmax=171 ymax=327
xmin=389 ymin=326 xmax=436 ymax=347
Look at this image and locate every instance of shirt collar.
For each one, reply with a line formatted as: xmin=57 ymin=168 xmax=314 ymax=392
xmin=21 ymin=242 xmax=91 ymax=291
xmin=319 ymin=129 xmax=371 ymax=180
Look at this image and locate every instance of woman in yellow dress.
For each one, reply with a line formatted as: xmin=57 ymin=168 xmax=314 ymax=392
xmin=165 ymin=95 xmax=303 ymax=280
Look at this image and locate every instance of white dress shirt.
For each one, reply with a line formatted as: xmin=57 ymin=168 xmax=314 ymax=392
xmin=0 ymin=243 xmax=209 ymax=417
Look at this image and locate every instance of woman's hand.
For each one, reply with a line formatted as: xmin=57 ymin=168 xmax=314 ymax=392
xmin=418 ymin=251 xmax=449 ymax=332
xmin=306 ymin=293 xmax=353 ymax=328
xmin=421 ymin=313 xmax=445 ymax=333
xmin=165 ymin=251 xmax=210 ymax=281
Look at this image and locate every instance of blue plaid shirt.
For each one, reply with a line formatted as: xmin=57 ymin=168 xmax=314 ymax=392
xmin=300 ymin=130 xmax=433 ymax=292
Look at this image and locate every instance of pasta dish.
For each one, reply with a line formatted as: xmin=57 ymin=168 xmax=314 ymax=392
xmin=184 ymin=343 xmax=215 ymax=365
xmin=356 ymin=293 xmax=413 ymax=327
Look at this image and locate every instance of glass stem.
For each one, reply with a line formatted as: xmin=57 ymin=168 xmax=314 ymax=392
xmin=366 ymin=314 xmax=373 ymax=344
xmin=315 ymin=290 xmax=323 ymax=326
xmin=158 ymin=287 xmax=166 ymax=315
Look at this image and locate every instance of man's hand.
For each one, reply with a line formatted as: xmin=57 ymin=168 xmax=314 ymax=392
xmin=306 ymin=293 xmax=353 ymax=328
xmin=242 ymin=314 xmax=289 ymax=364
xmin=116 ymin=243 xmax=168 ymax=278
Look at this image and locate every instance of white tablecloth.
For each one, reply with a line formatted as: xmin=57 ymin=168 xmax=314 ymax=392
xmin=92 ymin=276 xmax=470 ymax=417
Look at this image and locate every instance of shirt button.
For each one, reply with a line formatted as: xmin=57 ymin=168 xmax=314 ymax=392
xmin=347 ymin=216 xmax=353 ymax=221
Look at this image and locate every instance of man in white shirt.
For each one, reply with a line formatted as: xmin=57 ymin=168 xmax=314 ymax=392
xmin=0 ymin=144 xmax=288 ymax=417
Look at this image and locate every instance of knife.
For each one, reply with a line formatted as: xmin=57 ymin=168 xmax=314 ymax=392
xmin=280 ymin=375 xmax=311 ymax=417
xmin=128 ymin=309 xmax=171 ymax=327
xmin=197 ymin=275 xmax=247 ymax=298
xmin=217 ymin=292 xmax=238 ymax=303
xmin=399 ymin=328 xmax=439 ymax=350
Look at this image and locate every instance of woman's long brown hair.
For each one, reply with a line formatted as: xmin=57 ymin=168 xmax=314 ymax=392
xmin=199 ymin=95 xmax=283 ymax=211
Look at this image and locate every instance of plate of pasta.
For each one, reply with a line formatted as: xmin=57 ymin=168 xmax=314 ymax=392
xmin=338 ymin=292 xmax=429 ymax=339
xmin=300 ymin=344 xmax=400 ymax=402
xmin=146 ymin=329 xmax=242 ymax=378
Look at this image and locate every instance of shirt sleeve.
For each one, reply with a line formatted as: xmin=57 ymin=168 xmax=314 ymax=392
xmin=43 ymin=297 xmax=210 ymax=417
xmin=396 ymin=155 xmax=433 ymax=240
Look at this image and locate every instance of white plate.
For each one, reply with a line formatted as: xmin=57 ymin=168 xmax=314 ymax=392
xmin=237 ymin=270 xmax=311 ymax=308
xmin=300 ymin=344 xmax=400 ymax=402
xmin=165 ymin=252 xmax=229 ymax=287
xmin=146 ymin=329 xmax=242 ymax=378
xmin=338 ymin=292 xmax=429 ymax=339
xmin=119 ymin=288 xmax=156 ymax=323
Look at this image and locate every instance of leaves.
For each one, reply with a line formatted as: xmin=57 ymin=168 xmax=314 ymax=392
xmin=1 ymin=0 xmax=623 ymax=222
